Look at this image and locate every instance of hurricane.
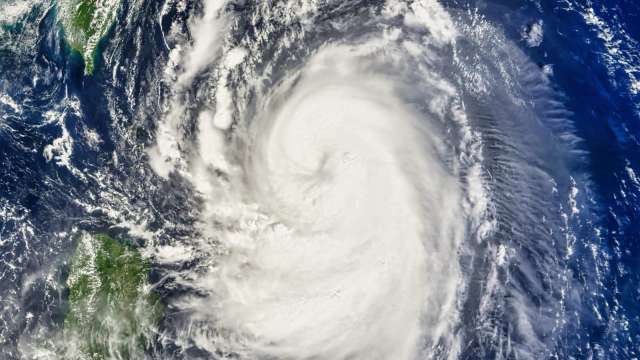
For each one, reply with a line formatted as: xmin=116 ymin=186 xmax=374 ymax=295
xmin=1 ymin=0 xmax=639 ymax=359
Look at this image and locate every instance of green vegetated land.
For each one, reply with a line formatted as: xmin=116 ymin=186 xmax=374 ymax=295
xmin=64 ymin=232 xmax=163 ymax=359
xmin=58 ymin=0 xmax=120 ymax=74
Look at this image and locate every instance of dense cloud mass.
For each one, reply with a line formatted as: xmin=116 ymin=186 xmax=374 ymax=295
xmin=149 ymin=1 xmax=580 ymax=358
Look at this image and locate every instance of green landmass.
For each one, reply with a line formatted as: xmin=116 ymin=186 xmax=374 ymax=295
xmin=58 ymin=0 xmax=120 ymax=74
xmin=64 ymin=232 xmax=163 ymax=359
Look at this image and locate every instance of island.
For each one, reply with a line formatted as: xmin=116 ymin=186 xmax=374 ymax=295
xmin=58 ymin=0 xmax=120 ymax=74
xmin=64 ymin=232 xmax=163 ymax=358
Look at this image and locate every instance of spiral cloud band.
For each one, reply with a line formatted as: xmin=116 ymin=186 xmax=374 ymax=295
xmin=150 ymin=0 xmax=581 ymax=358
xmin=206 ymin=46 xmax=464 ymax=359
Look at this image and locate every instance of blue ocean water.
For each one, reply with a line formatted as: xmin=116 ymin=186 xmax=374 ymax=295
xmin=0 ymin=0 xmax=639 ymax=358
xmin=534 ymin=0 xmax=640 ymax=356
xmin=485 ymin=0 xmax=640 ymax=357
xmin=447 ymin=1 xmax=640 ymax=357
